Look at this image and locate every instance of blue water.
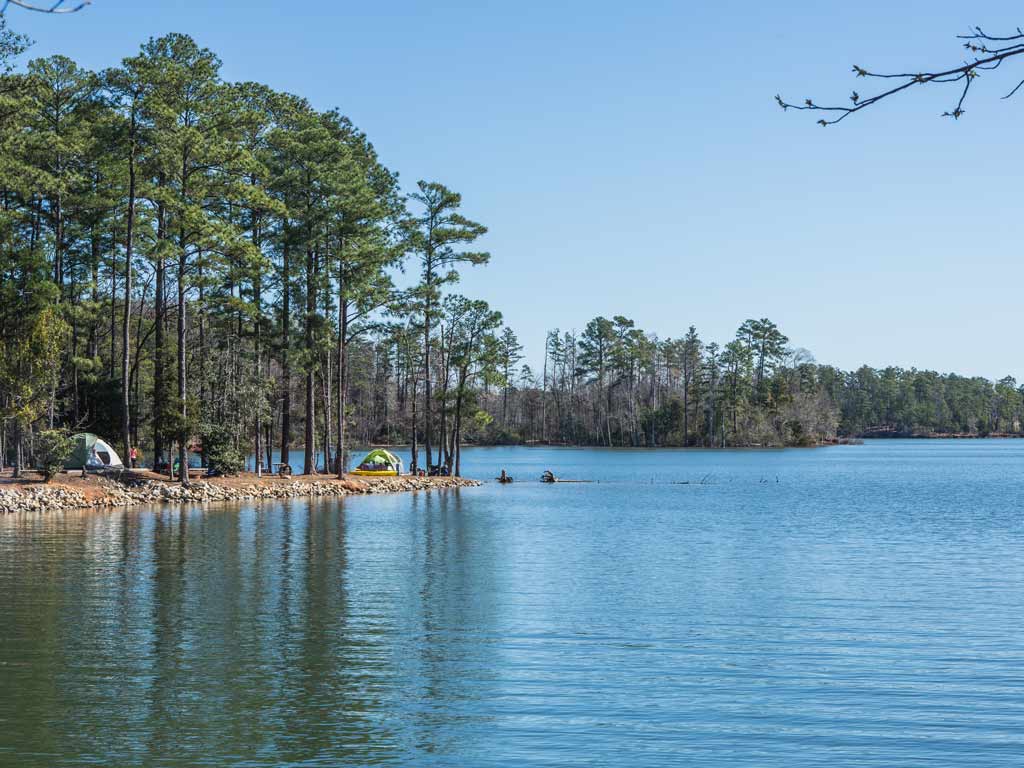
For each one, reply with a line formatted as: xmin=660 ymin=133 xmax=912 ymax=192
xmin=2 ymin=440 xmax=1023 ymax=766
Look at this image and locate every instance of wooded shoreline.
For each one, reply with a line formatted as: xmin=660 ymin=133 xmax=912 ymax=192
xmin=3 ymin=25 xmax=1023 ymax=485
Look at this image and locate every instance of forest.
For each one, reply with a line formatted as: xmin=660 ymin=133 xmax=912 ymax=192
xmin=3 ymin=21 xmax=1024 ymax=482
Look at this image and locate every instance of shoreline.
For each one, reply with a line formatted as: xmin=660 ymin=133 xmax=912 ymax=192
xmin=368 ymin=434 xmax=1020 ymax=450
xmin=854 ymin=432 xmax=1024 ymax=440
xmin=0 ymin=473 xmax=480 ymax=515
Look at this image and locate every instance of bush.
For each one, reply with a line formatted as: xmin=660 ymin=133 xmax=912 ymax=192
xmin=36 ymin=429 xmax=74 ymax=482
xmin=482 ymin=425 xmax=524 ymax=445
xmin=203 ymin=425 xmax=245 ymax=476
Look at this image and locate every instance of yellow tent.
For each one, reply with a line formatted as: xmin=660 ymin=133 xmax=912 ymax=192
xmin=351 ymin=449 xmax=403 ymax=477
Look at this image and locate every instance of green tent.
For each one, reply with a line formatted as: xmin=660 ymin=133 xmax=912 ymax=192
xmin=64 ymin=433 xmax=124 ymax=470
xmin=352 ymin=449 xmax=403 ymax=475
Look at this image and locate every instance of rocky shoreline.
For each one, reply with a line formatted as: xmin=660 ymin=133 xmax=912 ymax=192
xmin=0 ymin=475 xmax=480 ymax=514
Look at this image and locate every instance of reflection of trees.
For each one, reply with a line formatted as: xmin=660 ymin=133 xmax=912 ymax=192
xmin=141 ymin=508 xmax=192 ymax=762
xmin=0 ymin=513 xmax=72 ymax=762
xmin=402 ymin=490 xmax=500 ymax=760
xmin=0 ymin=492 xmax=501 ymax=765
xmin=276 ymin=497 xmax=401 ymax=764
xmin=1 ymin=510 xmax=163 ymax=763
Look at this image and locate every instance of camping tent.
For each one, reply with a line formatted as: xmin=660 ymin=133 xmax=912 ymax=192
xmin=351 ymin=448 xmax=403 ymax=476
xmin=64 ymin=433 xmax=124 ymax=471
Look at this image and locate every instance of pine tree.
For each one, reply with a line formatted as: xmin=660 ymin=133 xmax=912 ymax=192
xmin=405 ymin=181 xmax=488 ymax=472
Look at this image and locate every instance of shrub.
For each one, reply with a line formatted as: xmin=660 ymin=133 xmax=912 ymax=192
xmin=36 ymin=429 xmax=74 ymax=482
xmin=483 ymin=425 xmax=524 ymax=445
xmin=203 ymin=425 xmax=245 ymax=476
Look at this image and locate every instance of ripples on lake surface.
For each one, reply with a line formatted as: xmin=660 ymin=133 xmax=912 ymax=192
xmin=2 ymin=440 xmax=1024 ymax=766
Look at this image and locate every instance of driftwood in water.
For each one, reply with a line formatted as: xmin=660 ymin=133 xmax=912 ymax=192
xmin=540 ymin=470 xmax=594 ymax=484
xmin=672 ymin=474 xmax=713 ymax=486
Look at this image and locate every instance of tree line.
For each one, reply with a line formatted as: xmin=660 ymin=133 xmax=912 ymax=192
xmin=2 ymin=21 xmax=1021 ymax=483
xmin=320 ymin=312 xmax=1024 ymax=452
xmin=493 ymin=319 xmax=1024 ymax=447
xmin=0 ymin=23 xmax=503 ymax=481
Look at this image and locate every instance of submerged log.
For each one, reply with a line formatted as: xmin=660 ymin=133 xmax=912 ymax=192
xmin=540 ymin=470 xmax=594 ymax=484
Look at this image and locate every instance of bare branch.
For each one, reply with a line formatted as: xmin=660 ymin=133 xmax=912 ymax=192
xmin=778 ymin=26 xmax=1024 ymax=125
xmin=0 ymin=0 xmax=91 ymax=14
xmin=1004 ymin=77 xmax=1024 ymax=99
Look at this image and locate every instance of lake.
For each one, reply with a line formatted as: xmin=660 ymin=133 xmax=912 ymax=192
xmin=2 ymin=440 xmax=1023 ymax=766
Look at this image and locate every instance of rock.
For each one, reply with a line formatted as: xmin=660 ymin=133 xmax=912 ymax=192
xmin=0 ymin=474 xmax=480 ymax=515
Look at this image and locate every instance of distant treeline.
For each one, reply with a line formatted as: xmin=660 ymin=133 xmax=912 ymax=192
xmin=823 ymin=366 xmax=1022 ymax=439
xmin=488 ymin=322 xmax=1023 ymax=447
xmin=343 ymin=317 xmax=1023 ymax=450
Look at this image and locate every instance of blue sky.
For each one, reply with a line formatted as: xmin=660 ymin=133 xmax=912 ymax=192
xmin=10 ymin=1 xmax=1024 ymax=378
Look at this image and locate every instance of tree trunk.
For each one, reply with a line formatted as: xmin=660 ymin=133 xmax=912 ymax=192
xmin=335 ymin=291 xmax=348 ymax=479
xmin=683 ymin=371 xmax=690 ymax=448
xmin=454 ymin=410 xmax=462 ymax=477
xmin=502 ymin=368 xmax=509 ymax=426
xmin=438 ymin=325 xmax=450 ymax=470
xmin=280 ymin=232 xmax=292 ymax=470
xmin=253 ymin=215 xmax=263 ymax=477
xmin=121 ymin=127 xmax=136 ymax=465
xmin=605 ymin=369 xmax=613 ymax=447
xmin=177 ymin=243 xmax=188 ymax=485
xmin=53 ymin=192 xmax=63 ymax=296
xmin=108 ymin=245 xmax=117 ymax=379
xmin=153 ymin=201 xmax=166 ymax=470
xmin=541 ymin=337 xmax=548 ymax=443
xmin=303 ymin=243 xmax=315 ymax=474
xmin=198 ymin=257 xmax=207 ymax=462
xmin=423 ymin=295 xmax=433 ymax=471
xmin=12 ymin=422 xmax=22 ymax=479
xmin=411 ymin=377 xmax=418 ymax=473
xmin=451 ymin=376 xmax=466 ymax=476
xmin=321 ymin=350 xmax=332 ymax=473
xmin=177 ymin=155 xmax=189 ymax=486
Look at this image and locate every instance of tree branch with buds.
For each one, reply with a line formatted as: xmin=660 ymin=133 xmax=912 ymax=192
xmin=777 ymin=26 xmax=1024 ymax=125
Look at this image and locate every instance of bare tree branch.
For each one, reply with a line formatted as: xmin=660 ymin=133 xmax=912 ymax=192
xmin=777 ymin=26 xmax=1024 ymax=125
xmin=0 ymin=0 xmax=91 ymax=14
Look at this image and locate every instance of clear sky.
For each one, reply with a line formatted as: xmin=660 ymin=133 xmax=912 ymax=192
xmin=9 ymin=1 xmax=1024 ymax=378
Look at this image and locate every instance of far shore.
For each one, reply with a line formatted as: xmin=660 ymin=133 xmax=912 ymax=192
xmin=363 ymin=433 xmax=1022 ymax=451
xmin=856 ymin=432 xmax=1024 ymax=440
